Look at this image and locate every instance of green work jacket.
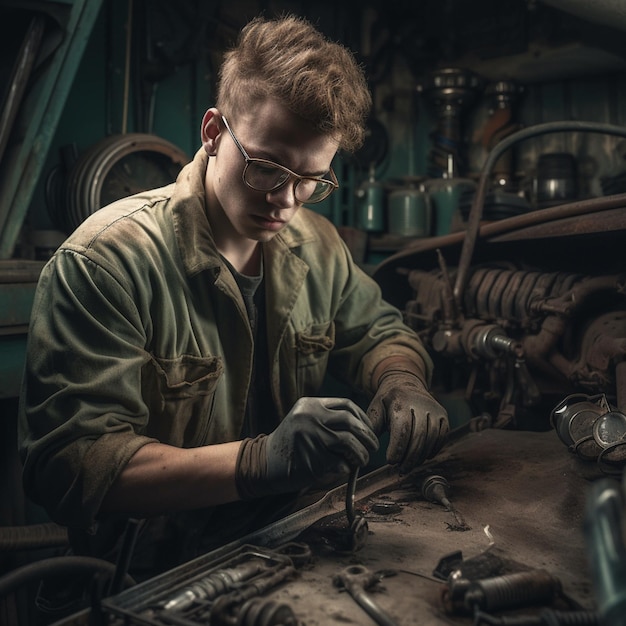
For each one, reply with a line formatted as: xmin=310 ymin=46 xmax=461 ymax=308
xmin=19 ymin=148 xmax=432 ymax=530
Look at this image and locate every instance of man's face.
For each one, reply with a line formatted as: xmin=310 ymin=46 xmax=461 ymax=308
xmin=205 ymin=100 xmax=339 ymax=247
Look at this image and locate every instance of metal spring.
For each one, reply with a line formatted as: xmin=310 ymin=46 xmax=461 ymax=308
xmin=162 ymin=560 xmax=265 ymax=611
xmin=463 ymin=268 xmax=578 ymax=322
xmin=464 ymin=570 xmax=562 ymax=612
xmin=235 ymin=597 xmax=297 ymax=626
xmin=474 ymin=608 xmax=599 ymax=626
xmin=540 ymin=609 xmax=599 ymax=626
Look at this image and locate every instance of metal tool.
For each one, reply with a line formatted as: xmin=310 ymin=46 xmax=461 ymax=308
xmin=345 ymin=466 xmax=369 ymax=552
xmin=230 ymin=597 xmax=298 ymax=626
xmin=210 ymin=564 xmax=298 ymax=626
xmin=442 ymin=569 xmax=563 ymax=615
xmin=333 ymin=564 xmax=399 ymax=626
xmin=154 ymin=543 xmax=310 ymax=623
xmin=160 ymin=558 xmax=268 ymax=612
xmin=421 ymin=474 xmax=470 ymax=530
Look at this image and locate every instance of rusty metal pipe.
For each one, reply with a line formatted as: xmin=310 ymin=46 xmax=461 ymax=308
xmin=454 ymin=121 xmax=626 ymax=309
xmin=530 ymin=275 xmax=625 ymax=317
xmin=521 ymin=315 xmax=567 ymax=373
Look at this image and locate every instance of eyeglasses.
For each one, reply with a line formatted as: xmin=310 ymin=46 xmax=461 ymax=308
xmin=221 ymin=116 xmax=339 ymax=204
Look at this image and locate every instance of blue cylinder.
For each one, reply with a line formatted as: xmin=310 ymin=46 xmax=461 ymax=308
xmin=387 ymin=188 xmax=431 ymax=237
xmin=356 ymin=182 xmax=385 ymax=232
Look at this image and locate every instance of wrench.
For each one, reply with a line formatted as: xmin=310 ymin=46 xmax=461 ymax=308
xmin=333 ymin=564 xmax=399 ymax=626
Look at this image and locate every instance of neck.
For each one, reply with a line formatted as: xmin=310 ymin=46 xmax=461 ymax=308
xmin=203 ymin=164 xmax=262 ymax=276
xmin=221 ymin=242 xmax=261 ymax=276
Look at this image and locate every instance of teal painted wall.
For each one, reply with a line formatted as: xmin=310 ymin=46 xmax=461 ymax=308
xmin=25 ymin=1 xmax=371 ymax=236
xmin=18 ymin=1 xmax=626 ymax=253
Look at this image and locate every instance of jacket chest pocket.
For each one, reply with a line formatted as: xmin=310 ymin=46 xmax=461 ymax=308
xmin=295 ymin=321 xmax=335 ymax=395
xmin=142 ymin=354 xmax=223 ymax=446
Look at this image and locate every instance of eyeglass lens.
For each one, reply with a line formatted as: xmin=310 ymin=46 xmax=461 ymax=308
xmin=244 ymin=161 xmax=333 ymax=203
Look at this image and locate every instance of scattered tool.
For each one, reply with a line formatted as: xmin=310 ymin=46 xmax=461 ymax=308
xmin=421 ymin=474 xmax=470 ymax=530
xmin=442 ymin=568 xmax=563 ymax=615
xmin=153 ymin=543 xmax=311 ymax=624
xmin=334 ymin=564 xmax=399 ymax=626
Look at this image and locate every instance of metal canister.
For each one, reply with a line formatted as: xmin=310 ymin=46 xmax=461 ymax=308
xmin=533 ymin=152 xmax=578 ymax=208
xmin=426 ymin=178 xmax=476 ymax=236
xmin=356 ymin=179 xmax=385 ymax=232
xmin=387 ymin=186 xmax=431 ymax=237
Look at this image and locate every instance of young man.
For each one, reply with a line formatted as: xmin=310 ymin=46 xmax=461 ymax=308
xmin=19 ymin=15 xmax=448 ymax=570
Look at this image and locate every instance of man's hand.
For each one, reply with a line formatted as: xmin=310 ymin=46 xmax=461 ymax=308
xmin=235 ymin=397 xmax=379 ymax=499
xmin=367 ymin=372 xmax=449 ymax=473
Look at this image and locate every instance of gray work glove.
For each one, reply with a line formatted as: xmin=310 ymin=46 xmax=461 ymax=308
xmin=236 ymin=397 xmax=379 ymax=500
xmin=367 ymin=370 xmax=449 ymax=473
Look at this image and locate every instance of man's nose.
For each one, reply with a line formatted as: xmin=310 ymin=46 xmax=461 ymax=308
xmin=266 ymin=177 xmax=299 ymax=208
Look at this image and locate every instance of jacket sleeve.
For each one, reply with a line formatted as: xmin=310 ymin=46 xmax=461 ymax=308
xmin=326 ymin=235 xmax=433 ymax=397
xmin=18 ymin=249 xmax=157 ymax=530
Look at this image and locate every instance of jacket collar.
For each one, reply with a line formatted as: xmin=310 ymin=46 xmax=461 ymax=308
xmin=170 ymin=147 xmax=319 ymax=277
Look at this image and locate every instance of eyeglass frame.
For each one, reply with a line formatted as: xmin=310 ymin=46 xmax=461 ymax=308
xmin=220 ymin=115 xmax=339 ymax=204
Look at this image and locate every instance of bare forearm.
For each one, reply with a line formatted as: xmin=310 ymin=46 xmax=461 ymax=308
xmin=100 ymin=440 xmax=243 ymax=517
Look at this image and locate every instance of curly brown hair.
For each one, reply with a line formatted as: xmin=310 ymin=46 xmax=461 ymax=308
xmin=216 ymin=14 xmax=372 ymax=153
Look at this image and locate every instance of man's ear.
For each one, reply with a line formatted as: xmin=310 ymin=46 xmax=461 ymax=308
xmin=201 ymin=108 xmax=221 ymax=156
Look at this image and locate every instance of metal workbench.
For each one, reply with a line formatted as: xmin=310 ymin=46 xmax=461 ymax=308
xmin=100 ymin=428 xmax=598 ymax=625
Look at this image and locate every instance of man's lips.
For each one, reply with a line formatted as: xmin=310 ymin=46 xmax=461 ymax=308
xmin=251 ymin=214 xmax=286 ymax=230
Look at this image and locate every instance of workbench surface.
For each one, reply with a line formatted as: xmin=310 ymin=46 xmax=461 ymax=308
xmin=103 ymin=429 xmax=597 ymax=625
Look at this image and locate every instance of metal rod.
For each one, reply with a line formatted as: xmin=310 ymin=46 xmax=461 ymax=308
xmin=346 ymin=466 xmax=359 ymax=527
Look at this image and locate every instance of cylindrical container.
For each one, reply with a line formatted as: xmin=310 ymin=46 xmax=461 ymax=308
xmin=427 ymin=178 xmax=476 ymax=236
xmin=534 ymin=152 xmax=578 ymax=208
xmin=356 ymin=180 xmax=385 ymax=232
xmin=387 ymin=187 xmax=431 ymax=237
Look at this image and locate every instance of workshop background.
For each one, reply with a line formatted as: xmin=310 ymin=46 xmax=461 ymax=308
xmin=1 ymin=1 xmax=626 ymax=625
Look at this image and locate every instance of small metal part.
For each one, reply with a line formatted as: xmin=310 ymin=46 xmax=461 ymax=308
xmin=161 ymin=559 xmax=266 ymax=612
xmin=157 ymin=544 xmax=301 ymax=616
xmin=346 ymin=466 xmax=359 ymax=526
xmin=441 ymin=570 xmax=472 ymax=614
xmin=271 ymin=542 xmax=312 ymax=569
xmin=348 ymin=516 xmax=369 ymax=552
xmin=235 ymin=597 xmax=298 ymax=626
xmin=210 ymin=563 xmax=297 ymax=625
xmin=334 ymin=564 xmax=399 ymax=626
xmin=433 ymin=550 xmax=464 ymax=581
xmin=551 ymin=393 xmax=610 ymax=461
xmin=421 ymin=474 xmax=452 ymax=506
xmin=421 ymin=475 xmax=470 ymax=530
xmin=443 ymin=569 xmax=563 ymax=615
xmin=370 ymin=502 xmax=403 ymax=516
